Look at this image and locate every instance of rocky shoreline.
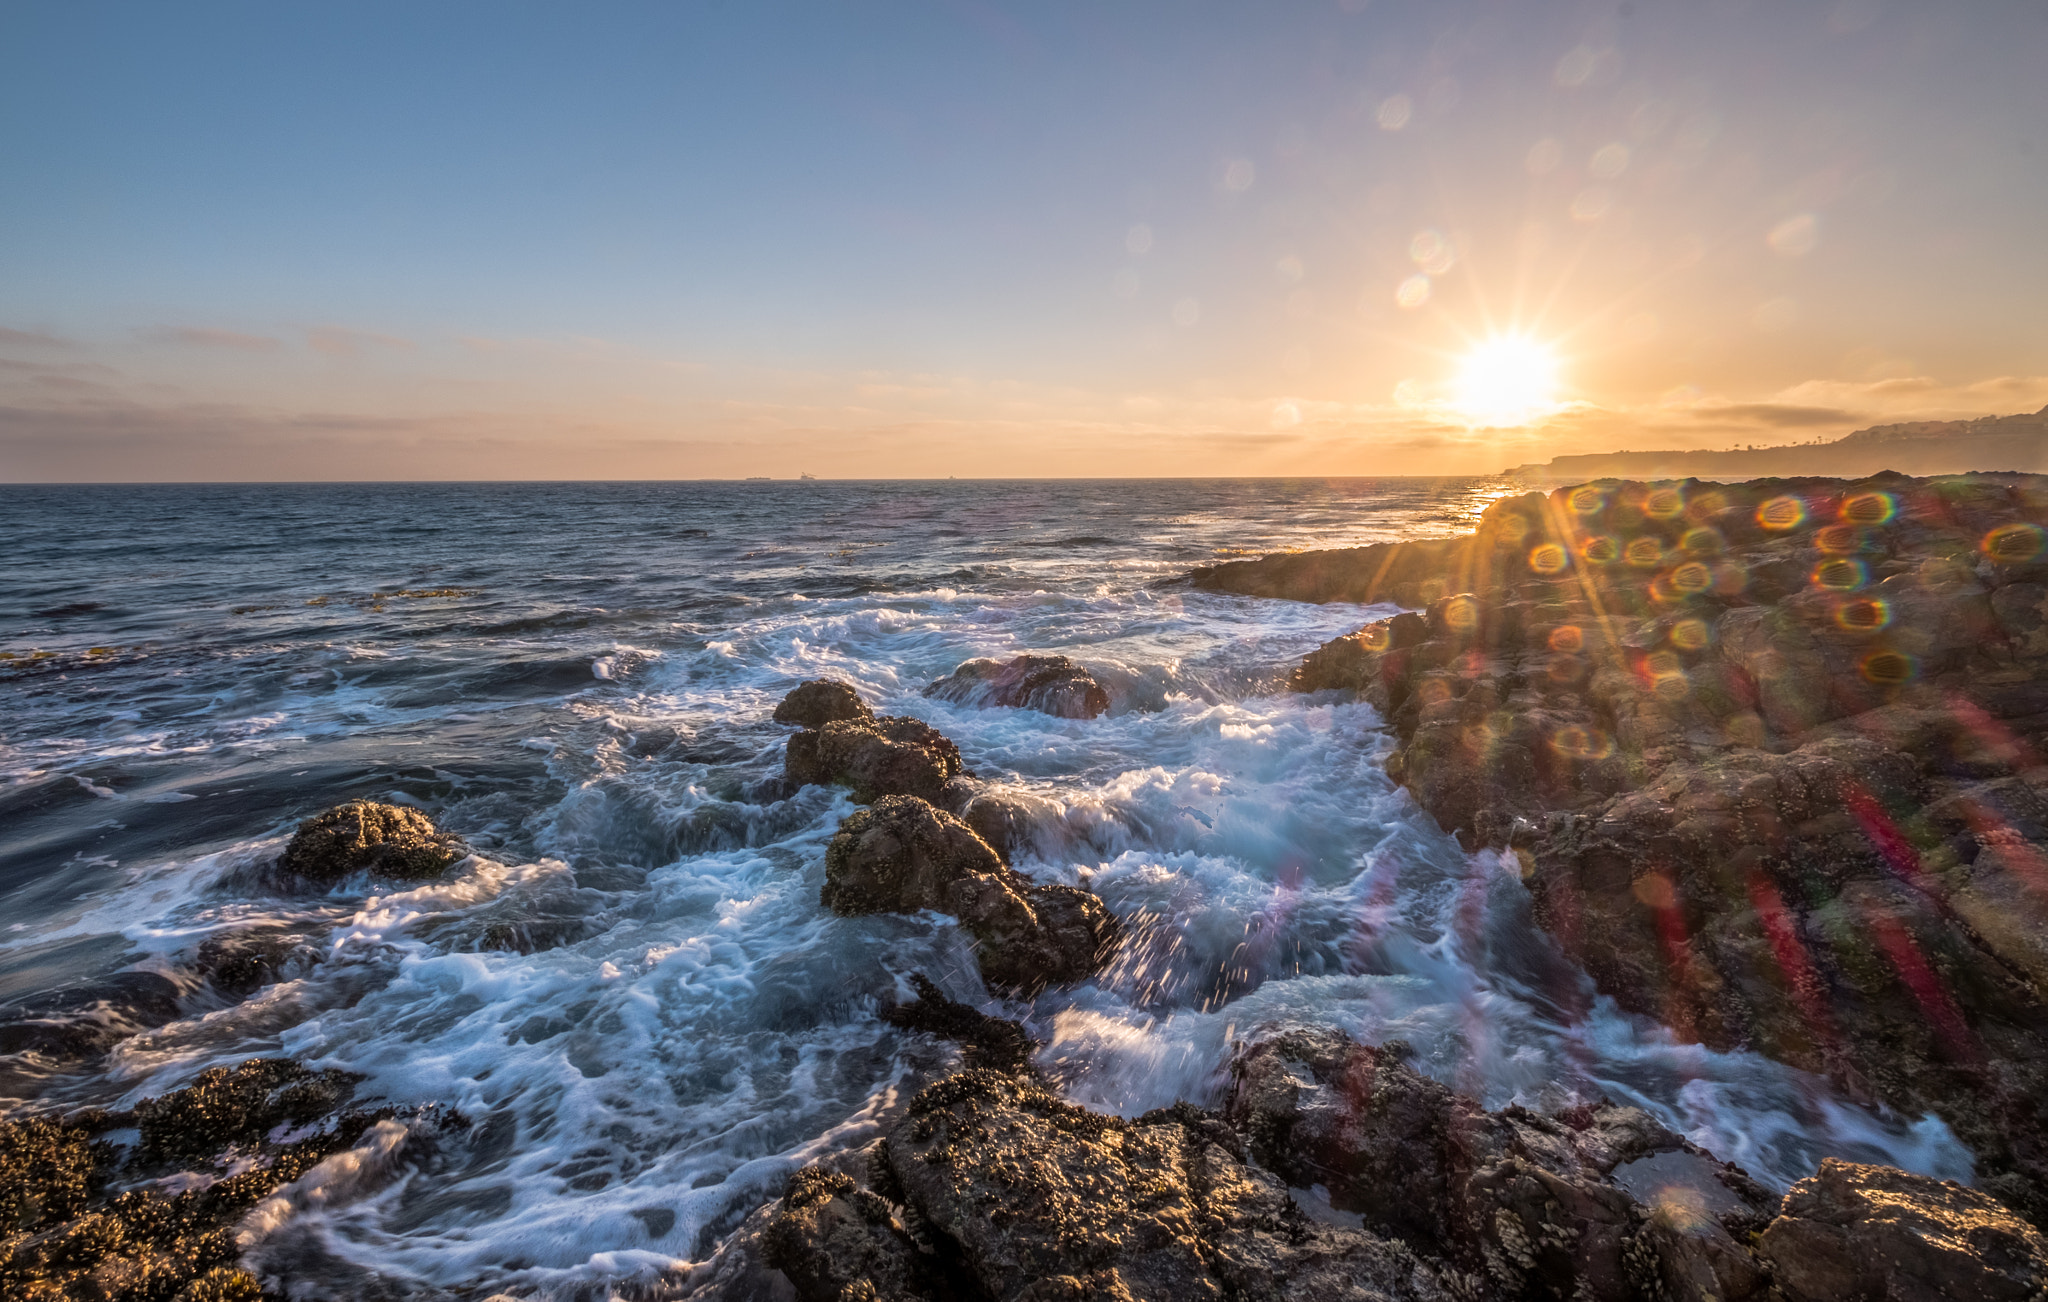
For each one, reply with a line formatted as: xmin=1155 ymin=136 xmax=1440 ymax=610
xmin=1196 ymin=470 xmax=2048 ymax=1233
xmin=15 ymin=569 xmax=2048 ymax=1297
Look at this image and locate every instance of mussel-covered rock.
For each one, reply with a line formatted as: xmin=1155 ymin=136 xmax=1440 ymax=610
xmin=0 ymin=1058 xmax=454 ymax=1302
xmin=773 ymin=678 xmax=876 ymax=730
xmin=786 ymin=714 xmax=965 ymax=804
xmin=823 ymin=795 xmax=1115 ymax=993
xmin=277 ymin=800 xmax=465 ymax=883
xmin=924 ymin=654 xmax=1110 ymax=719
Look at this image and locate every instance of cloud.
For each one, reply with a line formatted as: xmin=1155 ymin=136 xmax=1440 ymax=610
xmin=308 ymin=325 xmax=413 ymax=357
xmin=144 ymin=326 xmax=282 ymax=351
xmin=0 ymin=327 xmax=73 ymax=350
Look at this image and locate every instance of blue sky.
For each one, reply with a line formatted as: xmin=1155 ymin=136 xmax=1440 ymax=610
xmin=3 ymin=0 xmax=2045 ymax=479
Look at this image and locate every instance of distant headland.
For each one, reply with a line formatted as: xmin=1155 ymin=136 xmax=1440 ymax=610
xmin=1509 ymin=404 xmax=2048 ymax=482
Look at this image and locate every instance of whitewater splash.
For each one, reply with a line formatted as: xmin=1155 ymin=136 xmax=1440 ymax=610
xmin=0 ymin=480 xmax=1973 ymax=1298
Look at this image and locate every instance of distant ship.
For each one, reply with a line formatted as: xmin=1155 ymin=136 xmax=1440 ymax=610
xmin=800 ymin=473 xmax=817 ymax=481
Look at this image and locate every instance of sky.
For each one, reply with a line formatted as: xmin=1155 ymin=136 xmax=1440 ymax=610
xmin=2 ymin=0 xmax=2045 ymax=481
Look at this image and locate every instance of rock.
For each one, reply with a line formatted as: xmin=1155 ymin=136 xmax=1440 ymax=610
xmin=924 ymin=655 xmax=1111 ymax=719
xmin=1244 ymin=473 xmax=2048 ymax=1222
xmin=0 ymin=1059 xmax=455 ymax=1302
xmin=882 ymin=973 xmax=1038 ymax=1073
xmin=133 ymin=1058 xmax=361 ymax=1168
xmin=761 ymin=1164 xmax=927 ymax=1302
xmin=878 ymin=1068 xmax=1455 ymax=1302
xmin=822 ymin=796 xmax=1116 ymax=993
xmin=786 ymin=715 xmax=965 ymax=805
xmin=194 ymin=927 xmax=317 ymax=997
xmin=942 ymin=777 xmax=1065 ymax=864
xmin=1223 ymin=1026 xmax=1773 ymax=1300
xmin=774 ymin=679 xmax=876 ymax=730
xmin=1760 ymin=1158 xmax=2048 ymax=1301
xmin=277 ymin=799 xmax=466 ymax=883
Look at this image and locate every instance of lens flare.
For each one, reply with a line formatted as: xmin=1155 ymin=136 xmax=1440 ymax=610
xmin=1568 ymin=485 xmax=1605 ymax=515
xmin=1669 ymin=618 xmax=1709 ymax=651
xmin=1644 ymin=487 xmax=1685 ymax=519
xmin=1551 ymin=725 xmax=1615 ymax=759
xmin=1841 ymin=492 xmax=1897 ymax=525
xmin=1861 ymin=649 xmax=1917 ymax=684
xmin=1835 ymin=597 xmax=1892 ymax=633
xmin=1670 ymin=561 xmax=1712 ymax=593
xmin=1983 ymin=523 xmax=2046 ymax=562
xmin=1758 ymin=495 xmax=1807 ymax=531
xmin=1580 ymin=535 xmax=1620 ymax=564
xmin=1812 ymin=558 xmax=1867 ymax=591
xmin=1680 ymin=526 xmax=1725 ymax=556
xmin=1815 ymin=524 xmax=1863 ymax=554
xmin=1528 ymin=543 xmax=1569 ymax=575
xmin=1454 ymin=335 xmax=1561 ymax=426
xmin=1548 ymin=624 xmax=1584 ymax=652
xmin=1626 ymin=536 xmax=1665 ymax=567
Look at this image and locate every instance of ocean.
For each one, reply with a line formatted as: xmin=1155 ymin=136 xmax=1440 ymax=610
xmin=0 ymin=478 xmax=1972 ymax=1297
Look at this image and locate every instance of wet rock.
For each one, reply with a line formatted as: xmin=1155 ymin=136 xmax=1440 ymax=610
xmin=774 ymin=679 xmax=876 ymax=730
xmin=787 ymin=715 xmax=965 ymax=805
xmin=761 ymin=1165 xmax=927 ymax=1302
xmin=1224 ymin=1026 xmax=1773 ymax=1300
xmin=942 ymin=777 xmax=1065 ymax=865
xmin=882 ymin=973 xmax=1038 ymax=1073
xmin=1246 ymin=473 xmax=2048 ymax=1223
xmin=194 ymin=927 xmax=317 ymax=998
xmin=1760 ymin=1158 xmax=2048 ymax=1301
xmin=277 ymin=799 xmax=466 ymax=883
xmin=0 ymin=1058 xmax=456 ymax=1302
xmin=881 ymin=1068 xmax=1454 ymax=1302
xmin=0 ymin=1116 xmax=101 ymax=1234
xmin=134 ymin=1058 xmax=360 ymax=1167
xmin=924 ymin=655 xmax=1111 ymax=720
xmin=822 ymin=796 xmax=1115 ymax=993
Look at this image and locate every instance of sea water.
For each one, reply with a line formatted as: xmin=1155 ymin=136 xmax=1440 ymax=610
xmin=0 ymin=479 xmax=1972 ymax=1298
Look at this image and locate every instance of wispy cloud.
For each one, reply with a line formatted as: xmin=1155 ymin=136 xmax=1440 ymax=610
xmin=144 ymin=325 xmax=282 ymax=351
xmin=307 ymin=325 xmax=413 ymax=357
xmin=0 ymin=327 xmax=73 ymax=350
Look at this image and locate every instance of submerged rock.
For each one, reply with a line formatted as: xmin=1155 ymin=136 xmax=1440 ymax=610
xmin=924 ymin=654 xmax=1111 ymax=720
xmin=1760 ymin=1159 xmax=2048 ymax=1300
xmin=774 ymin=678 xmax=876 ymax=730
xmin=276 ymin=799 xmax=466 ymax=883
xmin=823 ymin=796 xmax=1116 ymax=993
xmin=1244 ymin=472 xmax=2048 ymax=1224
xmin=786 ymin=714 xmax=965 ymax=805
xmin=882 ymin=973 xmax=1038 ymax=1073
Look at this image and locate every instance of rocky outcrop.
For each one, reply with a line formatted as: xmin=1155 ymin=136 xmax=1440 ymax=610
xmin=882 ymin=973 xmax=1038 ymax=1073
xmin=741 ymin=1069 xmax=1458 ymax=1302
xmin=1233 ymin=472 xmax=2048 ymax=1223
xmin=1227 ymin=1027 xmax=1774 ymax=1300
xmin=1760 ymin=1159 xmax=2048 ymax=1301
xmin=786 ymin=714 xmax=965 ymax=805
xmin=823 ymin=796 xmax=1116 ymax=993
xmin=924 ymin=655 xmax=1111 ymax=720
xmin=277 ymin=800 xmax=466 ymax=883
xmin=0 ymin=1059 xmax=458 ymax=1302
xmin=774 ymin=678 xmax=876 ymax=729
xmin=695 ymin=1025 xmax=2048 ymax=1302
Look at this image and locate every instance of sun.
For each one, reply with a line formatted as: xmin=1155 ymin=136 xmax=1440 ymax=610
xmin=1453 ymin=335 xmax=1561 ymax=427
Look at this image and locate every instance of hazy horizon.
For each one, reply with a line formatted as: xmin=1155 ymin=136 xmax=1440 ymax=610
xmin=4 ymin=1 xmax=2045 ymax=481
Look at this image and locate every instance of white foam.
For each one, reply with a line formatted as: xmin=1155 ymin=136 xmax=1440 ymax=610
xmin=12 ymin=526 xmax=1976 ymax=1295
